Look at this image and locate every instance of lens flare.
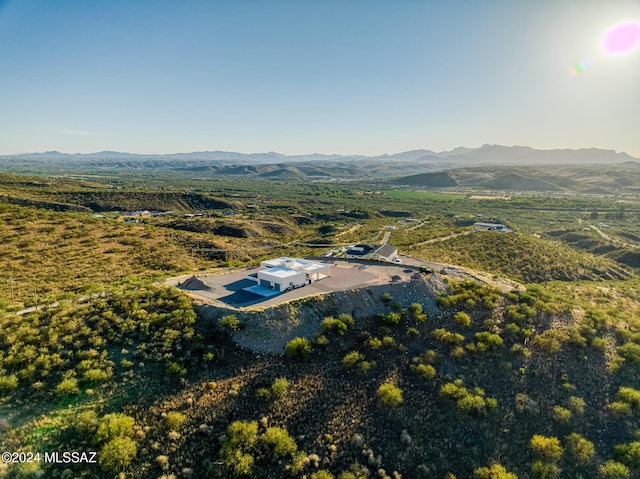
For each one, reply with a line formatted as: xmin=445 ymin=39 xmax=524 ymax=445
xmin=602 ymin=20 xmax=640 ymax=55
xmin=570 ymin=59 xmax=590 ymax=76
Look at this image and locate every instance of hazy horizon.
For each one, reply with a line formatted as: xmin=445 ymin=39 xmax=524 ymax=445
xmin=1 ymin=0 xmax=639 ymax=157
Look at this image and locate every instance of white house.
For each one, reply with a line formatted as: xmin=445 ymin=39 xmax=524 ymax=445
xmin=245 ymin=257 xmax=330 ymax=294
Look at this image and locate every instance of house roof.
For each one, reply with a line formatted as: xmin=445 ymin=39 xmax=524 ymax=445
xmin=259 ymin=267 xmax=305 ymax=280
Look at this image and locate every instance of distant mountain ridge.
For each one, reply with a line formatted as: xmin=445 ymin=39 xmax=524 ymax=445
xmin=1 ymin=146 xmax=637 ymax=188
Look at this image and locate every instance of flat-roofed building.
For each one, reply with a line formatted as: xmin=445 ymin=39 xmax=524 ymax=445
xmin=244 ymin=257 xmax=331 ymax=295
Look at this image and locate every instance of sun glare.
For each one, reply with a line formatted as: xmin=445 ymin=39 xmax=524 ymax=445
xmin=602 ymin=20 xmax=640 ymax=55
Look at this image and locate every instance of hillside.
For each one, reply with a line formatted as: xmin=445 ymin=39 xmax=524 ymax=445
xmin=2 ymin=276 xmax=640 ymax=478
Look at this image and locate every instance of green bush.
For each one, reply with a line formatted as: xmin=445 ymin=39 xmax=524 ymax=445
xmin=473 ymin=463 xmax=518 ymax=479
xmin=551 ymin=406 xmax=572 ymax=423
xmin=98 ymin=436 xmax=137 ymax=471
xmin=83 ymin=368 xmax=112 ymax=383
xmin=311 ymin=471 xmax=335 ymax=479
xmin=566 ymin=433 xmax=595 ymax=462
xmin=322 ymin=317 xmax=348 ymax=335
xmin=0 ymin=374 xmax=18 ymax=394
xmin=260 ymin=426 xmax=298 ymax=456
xmin=614 ymin=441 xmax=640 ymax=469
xmin=530 ymin=435 xmax=563 ymax=462
xmin=382 ymin=312 xmax=401 ymax=326
xmin=377 ymin=383 xmax=403 ymax=407
xmin=531 ymin=460 xmax=560 ymax=479
xmin=285 ymin=337 xmax=311 ymax=361
xmin=567 ymin=396 xmax=586 ymax=415
xmin=618 ymin=387 xmax=640 ymax=409
xmin=95 ymin=413 xmax=136 ymax=442
xmin=271 ymin=377 xmax=290 ymax=398
xmin=256 ymin=387 xmax=272 ymax=400
xmin=165 ymin=411 xmax=186 ymax=431
xmin=618 ymin=343 xmax=640 ymax=364
xmin=608 ymin=401 xmax=633 ymax=417
xmin=343 ymin=351 xmax=365 ymax=369
xmin=474 ymin=332 xmax=504 ymax=351
xmin=533 ymin=330 xmax=565 ymax=354
xmin=55 ymin=377 xmax=79 ymax=396
xmin=219 ymin=314 xmax=240 ymax=331
xmin=412 ymin=363 xmax=436 ymax=379
xmin=599 ymin=460 xmax=630 ymax=479
xmin=455 ymin=311 xmax=471 ymax=328
xmin=431 ymin=328 xmax=464 ymax=345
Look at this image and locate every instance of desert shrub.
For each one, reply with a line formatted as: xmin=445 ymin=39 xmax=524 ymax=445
xmin=382 ymin=336 xmax=396 ymax=347
xmin=614 ymin=441 xmax=640 ymax=469
xmin=567 ymin=396 xmax=586 ymax=415
xmin=474 ymin=332 xmax=503 ymax=351
xmin=382 ymin=312 xmax=401 ymax=326
xmin=311 ymin=471 xmax=335 ymax=479
xmin=591 ymin=337 xmax=608 ymax=351
xmin=377 ymin=383 xmax=403 ymax=407
xmin=530 ymin=435 xmax=563 ymax=462
xmin=98 ymin=436 xmax=137 ymax=471
xmin=551 ymin=406 xmax=572 ymax=423
xmin=455 ymin=311 xmax=471 ymax=328
xmin=440 ymin=380 xmax=496 ymax=415
xmin=618 ymin=387 xmax=640 ymax=409
xmin=271 ymin=377 xmax=290 ymax=398
xmin=343 ymin=351 xmax=365 ymax=369
xmin=533 ymin=330 xmax=565 ymax=354
xmin=608 ymin=401 xmax=633 ymax=417
xmin=83 ymin=368 xmax=112 ymax=383
xmin=95 ymin=413 xmax=136 ymax=442
xmin=411 ymin=363 xmax=436 ymax=379
xmin=219 ymin=314 xmax=240 ymax=331
xmin=406 ymin=327 xmax=420 ymax=338
xmin=431 ymin=328 xmax=464 ymax=345
xmin=566 ymin=433 xmax=595 ymax=462
xmin=322 ymin=317 xmax=348 ymax=335
xmin=260 ymin=426 xmax=298 ymax=456
xmin=367 ymin=337 xmax=382 ymax=350
xmin=473 ymin=463 xmax=518 ymax=478
xmin=531 ymin=460 xmax=560 ymax=478
xmin=285 ymin=337 xmax=311 ymax=361
xmin=256 ymin=387 xmax=272 ymax=400
xmin=381 ymin=293 xmax=392 ymax=303
xmin=618 ymin=342 xmax=640 ymax=365
xmin=408 ymin=303 xmax=427 ymax=322
xmin=0 ymin=374 xmax=18 ymax=394
xmin=599 ymin=460 xmax=630 ymax=478
xmin=165 ymin=411 xmax=186 ymax=431
xmin=224 ymin=420 xmax=258 ymax=449
xmin=55 ymin=377 xmax=79 ymax=396
xmin=338 ymin=313 xmax=354 ymax=326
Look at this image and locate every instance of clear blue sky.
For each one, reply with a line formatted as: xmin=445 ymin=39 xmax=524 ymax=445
xmin=1 ymin=0 xmax=639 ymax=156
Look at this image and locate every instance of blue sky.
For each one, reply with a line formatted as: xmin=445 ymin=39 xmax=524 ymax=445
xmin=1 ymin=0 xmax=639 ymax=156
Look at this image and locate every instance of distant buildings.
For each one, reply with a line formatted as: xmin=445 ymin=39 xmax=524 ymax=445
xmin=474 ymin=222 xmax=511 ymax=232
